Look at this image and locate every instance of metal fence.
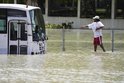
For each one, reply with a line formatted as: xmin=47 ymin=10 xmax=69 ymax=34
xmin=46 ymin=29 xmax=124 ymax=53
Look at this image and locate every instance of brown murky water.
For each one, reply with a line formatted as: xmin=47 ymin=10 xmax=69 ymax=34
xmin=0 ymin=53 xmax=124 ymax=83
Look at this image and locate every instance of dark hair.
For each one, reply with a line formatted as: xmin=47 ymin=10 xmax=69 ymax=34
xmin=96 ymin=19 xmax=100 ymax=21
xmin=94 ymin=19 xmax=100 ymax=22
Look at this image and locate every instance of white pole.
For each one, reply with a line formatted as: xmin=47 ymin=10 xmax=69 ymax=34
xmin=77 ymin=0 xmax=80 ymax=18
xmin=14 ymin=0 xmax=17 ymax=4
xmin=45 ymin=0 xmax=48 ymax=16
xmin=111 ymin=0 xmax=115 ymax=52
xmin=26 ymin=0 xmax=29 ymax=8
xmin=62 ymin=24 xmax=65 ymax=51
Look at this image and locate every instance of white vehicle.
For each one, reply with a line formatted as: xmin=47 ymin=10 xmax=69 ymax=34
xmin=0 ymin=4 xmax=47 ymax=55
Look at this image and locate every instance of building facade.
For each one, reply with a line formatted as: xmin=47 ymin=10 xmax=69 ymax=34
xmin=0 ymin=0 xmax=124 ymax=29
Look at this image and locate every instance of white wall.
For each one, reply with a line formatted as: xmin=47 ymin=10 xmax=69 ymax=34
xmin=44 ymin=16 xmax=124 ymax=29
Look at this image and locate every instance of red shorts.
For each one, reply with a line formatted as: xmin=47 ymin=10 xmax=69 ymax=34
xmin=93 ymin=36 xmax=102 ymax=45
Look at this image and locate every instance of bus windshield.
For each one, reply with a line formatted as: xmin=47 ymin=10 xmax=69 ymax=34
xmin=29 ymin=9 xmax=45 ymax=41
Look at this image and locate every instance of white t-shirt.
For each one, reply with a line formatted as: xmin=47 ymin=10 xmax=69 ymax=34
xmin=88 ymin=21 xmax=104 ymax=38
xmin=96 ymin=21 xmax=104 ymax=36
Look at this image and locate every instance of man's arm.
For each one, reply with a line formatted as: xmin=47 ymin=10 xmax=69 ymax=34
xmin=80 ymin=25 xmax=89 ymax=29
xmin=96 ymin=26 xmax=104 ymax=30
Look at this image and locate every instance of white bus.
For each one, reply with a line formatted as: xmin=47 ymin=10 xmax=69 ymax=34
xmin=0 ymin=4 xmax=47 ymax=55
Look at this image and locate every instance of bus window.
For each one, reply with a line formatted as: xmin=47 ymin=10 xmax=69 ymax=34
xmin=0 ymin=9 xmax=7 ymax=18
xmin=10 ymin=22 xmax=17 ymax=40
xmin=8 ymin=9 xmax=26 ymax=17
xmin=0 ymin=9 xmax=7 ymax=33
xmin=33 ymin=25 xmax=40 ymax=41
xmin=20 ymin=23 xmax=27 ymax=40
xmin=0 ymin=19 xmax=6 ymax=33
xmin=29 ymin=9 xmax=45 ymax=41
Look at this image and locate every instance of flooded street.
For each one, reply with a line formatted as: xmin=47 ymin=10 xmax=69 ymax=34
xmin=0 ymin=52 xmax=124 ymax=83
xmin=0 ymin=55 xmax=45 ymax=83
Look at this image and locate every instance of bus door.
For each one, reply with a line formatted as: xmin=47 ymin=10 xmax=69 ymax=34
xmin=8 ymin=20 xmax=28 ymax=54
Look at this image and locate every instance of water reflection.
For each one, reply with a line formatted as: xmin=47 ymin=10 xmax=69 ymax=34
xmin=0 ymin=55 xmax=45 ymax=83
xmin=0 ymin=55 xmax=45 ymax=68
xmin=0 ymin=53 xmax=124 ymax=83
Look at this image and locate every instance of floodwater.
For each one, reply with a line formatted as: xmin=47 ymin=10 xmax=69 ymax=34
xmin=0 ymin=52 xmax=124 ymax=83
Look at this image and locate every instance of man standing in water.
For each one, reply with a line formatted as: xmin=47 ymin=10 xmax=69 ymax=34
xmin=81 ymin=16 xmax=106 ymax=52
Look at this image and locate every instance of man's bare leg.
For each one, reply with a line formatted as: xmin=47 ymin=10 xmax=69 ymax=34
xmin=100 ymin=44 xmax=106 ymax=52
xmin=94 ymin=45 xmax=97 ymax=52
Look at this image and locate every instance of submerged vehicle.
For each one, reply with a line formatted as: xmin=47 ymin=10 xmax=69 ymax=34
xmin=0 ymin=4 xmax=47 ymax=55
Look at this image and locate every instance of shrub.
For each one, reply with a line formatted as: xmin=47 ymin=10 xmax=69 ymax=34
xmin=45 ymin=23 xmax=62 ymax=29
